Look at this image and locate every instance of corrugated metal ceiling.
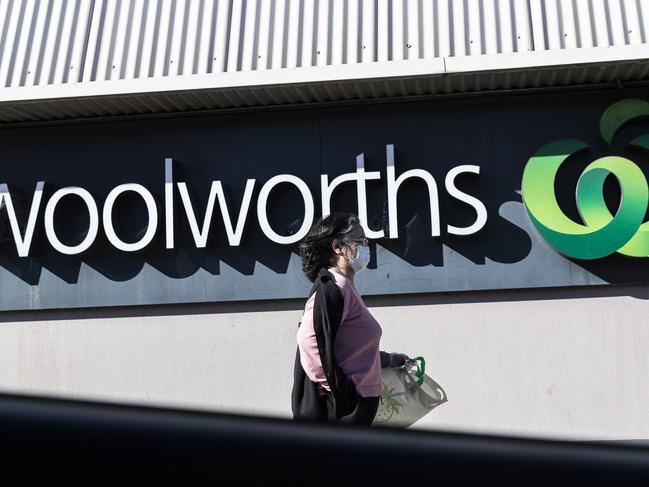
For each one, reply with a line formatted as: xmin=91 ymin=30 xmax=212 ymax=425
xmin=1 ymin=0 xmax=648 ymax=87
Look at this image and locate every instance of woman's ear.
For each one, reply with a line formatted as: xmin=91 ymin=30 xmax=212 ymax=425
xmin=331 ymin=239 xmax=343 ymax=256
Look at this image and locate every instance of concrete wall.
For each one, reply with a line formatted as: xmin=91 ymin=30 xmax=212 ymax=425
xmin=1 ymin=284 xmax=649 ymax=441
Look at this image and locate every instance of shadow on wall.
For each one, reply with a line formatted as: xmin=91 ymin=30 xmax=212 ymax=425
xmin=0 ymin=181 xmax=531 ymax=286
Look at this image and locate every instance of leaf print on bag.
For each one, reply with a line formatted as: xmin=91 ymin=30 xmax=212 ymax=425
xmin=373 ymin=381 xmax=407 ymax=424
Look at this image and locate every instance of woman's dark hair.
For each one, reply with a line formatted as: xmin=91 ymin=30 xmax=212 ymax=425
xmin=299 ymin=213 xmax=360 ymax=282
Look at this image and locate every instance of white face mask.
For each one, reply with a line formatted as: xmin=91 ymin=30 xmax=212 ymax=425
xmin=348 ymin=244 xmax=370 ymax=273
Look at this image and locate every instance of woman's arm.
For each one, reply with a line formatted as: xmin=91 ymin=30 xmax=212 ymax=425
xmin=297 ymin=294 xmax=331 ymax=391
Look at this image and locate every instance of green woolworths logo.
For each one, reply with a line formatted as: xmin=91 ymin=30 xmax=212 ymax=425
xmin=522 ymin=99 xmax=649 ymax=260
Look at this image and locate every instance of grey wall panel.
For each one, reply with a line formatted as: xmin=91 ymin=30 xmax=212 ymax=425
xmin=4 ymin=284 xmax=649 ymax=440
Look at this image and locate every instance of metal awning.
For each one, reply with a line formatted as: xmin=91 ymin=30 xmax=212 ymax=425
xmin=1 ymin=1 xmax=648 ymax=123
xmin=1 ymin=44 xmax=648 ymax=124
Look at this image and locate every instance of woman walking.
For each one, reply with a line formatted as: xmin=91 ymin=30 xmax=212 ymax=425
xmin=291 ymin=213 xmax=409 ymax=425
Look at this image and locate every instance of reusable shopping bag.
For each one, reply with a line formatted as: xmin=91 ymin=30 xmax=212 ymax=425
xmin=373 ymin=357 xmax=447 ymax=428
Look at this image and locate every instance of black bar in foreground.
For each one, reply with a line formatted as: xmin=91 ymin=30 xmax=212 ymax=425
xmin=0 ymin=392 xmax=648 ymax=484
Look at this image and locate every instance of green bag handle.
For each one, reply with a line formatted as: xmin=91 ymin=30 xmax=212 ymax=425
xmin=407 ymin=356 xmax=426 ymax=386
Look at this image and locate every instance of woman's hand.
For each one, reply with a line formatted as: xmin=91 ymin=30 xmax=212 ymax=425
xmin=380 ymin=351 xmax=411 ymax=368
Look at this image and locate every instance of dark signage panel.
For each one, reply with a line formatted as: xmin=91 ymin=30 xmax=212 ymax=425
xmin=0 ymin=86 xmax=648 ymax=310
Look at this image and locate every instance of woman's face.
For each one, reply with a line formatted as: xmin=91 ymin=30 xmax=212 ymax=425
xmin=342 ymin=224 xmax=367 ymax=257
xmin=333 ymin=223 xmax=367 ymax=273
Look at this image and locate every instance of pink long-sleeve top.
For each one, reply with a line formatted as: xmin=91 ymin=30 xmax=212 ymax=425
xmin=296 ymin=270 xmax=383 ymax=398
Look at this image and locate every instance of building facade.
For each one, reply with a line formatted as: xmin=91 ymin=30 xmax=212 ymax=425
xmin=1 ymin=0 xmax=649 ymax=440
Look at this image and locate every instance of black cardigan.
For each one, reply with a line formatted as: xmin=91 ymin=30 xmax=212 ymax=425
xmin=291 ymin=268 xmax=361 ymax=421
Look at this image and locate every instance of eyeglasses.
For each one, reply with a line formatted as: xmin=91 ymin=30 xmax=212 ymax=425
xmin=344 ymin=236 xmax=369 ymax=247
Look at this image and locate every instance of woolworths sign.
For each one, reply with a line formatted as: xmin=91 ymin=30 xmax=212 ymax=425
xmin=0 ymin=89 xmax=647 ymax=310
xmin=0 ymin=146 xmax=486 ymax=257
